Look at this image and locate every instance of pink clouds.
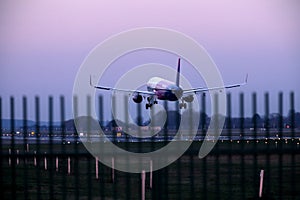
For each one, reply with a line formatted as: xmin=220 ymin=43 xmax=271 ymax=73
xmin=1 ymin=0 xmax=299 ymax=54
xmin=0 ymin=0 xmax=299 ymax=119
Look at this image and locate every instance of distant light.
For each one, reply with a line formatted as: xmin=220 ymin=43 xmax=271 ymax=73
xmin=16 ymin=131 xmax=20 ymax=134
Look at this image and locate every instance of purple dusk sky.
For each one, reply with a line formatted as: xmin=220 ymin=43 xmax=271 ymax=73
xmin=0 ymin=0 xmax=299 ymax=121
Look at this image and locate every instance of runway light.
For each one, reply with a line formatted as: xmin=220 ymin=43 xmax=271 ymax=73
xmin=237 ymin=141 xmax=240 ymax=144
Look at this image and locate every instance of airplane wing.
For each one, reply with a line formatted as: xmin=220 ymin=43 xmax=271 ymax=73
xmin=183 ymin=74 xmax=248 ymax=95
xmin=90 ymin=76 xmax=155 ymax=95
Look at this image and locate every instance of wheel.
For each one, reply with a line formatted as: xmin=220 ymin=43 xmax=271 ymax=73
xmin=179 ymin=102 xmax=187 ymax=109
xmin=179 ymin=103 xmax=183 ymax=109
xmin=154 ymin=100 xmax=158 ymax=104
xmin=146 ymin=103 xmax=152 ymax=109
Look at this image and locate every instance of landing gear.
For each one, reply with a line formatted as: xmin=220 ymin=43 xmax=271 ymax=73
xmin=146 ymin=103 xmax=152 ymax=109
xmin=179 ymin=102 xmax=187 ymax=109
xmin=179 ymin=98 xmax=187 ymax=109
xmin=146 ymin=97 xmax=158 ymax=109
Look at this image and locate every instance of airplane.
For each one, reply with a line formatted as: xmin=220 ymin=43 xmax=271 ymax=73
xmin=90 ymin=58 xmax=247 ymax=109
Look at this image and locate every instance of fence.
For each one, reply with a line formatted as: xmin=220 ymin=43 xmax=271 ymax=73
xmin=0 ymin=92 xmax=299 ymax=199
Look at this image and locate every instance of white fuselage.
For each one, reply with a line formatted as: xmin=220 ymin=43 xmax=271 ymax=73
xmin=146 ymin=77 xmax=183 ymax=101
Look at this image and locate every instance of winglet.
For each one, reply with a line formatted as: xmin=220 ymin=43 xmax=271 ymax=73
xmin=90 ymin=75 xmax=93 ymax=87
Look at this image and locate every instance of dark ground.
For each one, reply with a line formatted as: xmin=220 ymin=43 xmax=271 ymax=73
xmin=1 ymin=139 xmax=300 ymax=200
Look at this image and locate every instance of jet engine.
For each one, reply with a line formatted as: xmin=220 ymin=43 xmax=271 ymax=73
xmin=132 ymin=93 xmax=143 ymax=103
xmin=183 ymin=95 xmax=194 ymax=102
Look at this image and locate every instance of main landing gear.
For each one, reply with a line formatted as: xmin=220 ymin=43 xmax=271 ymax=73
xmin=146 ymin=97 xmax=158 ymax=109
xmin=145 ymin=103 xmax=151 ymax=109
xmin=179 ymin=102 xmax=187 ymax=109
xmin=179 ymin=98 xmax=187 ymax=109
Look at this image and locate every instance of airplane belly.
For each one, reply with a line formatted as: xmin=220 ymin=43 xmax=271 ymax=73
xmin=156 ymin=91 xmax=178 ymax=101
xmin=156 ymin=90 xmax=168 ymax=100
xmin=167 ymin=93 xmax=179 ymax=101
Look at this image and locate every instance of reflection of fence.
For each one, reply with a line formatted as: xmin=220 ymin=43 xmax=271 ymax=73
xmin=0 ymin=93 xmax=299 ymax=199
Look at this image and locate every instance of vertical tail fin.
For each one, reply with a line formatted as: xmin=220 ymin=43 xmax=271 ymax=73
xmin=176 ymin=58 xmax=181 ymax=87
